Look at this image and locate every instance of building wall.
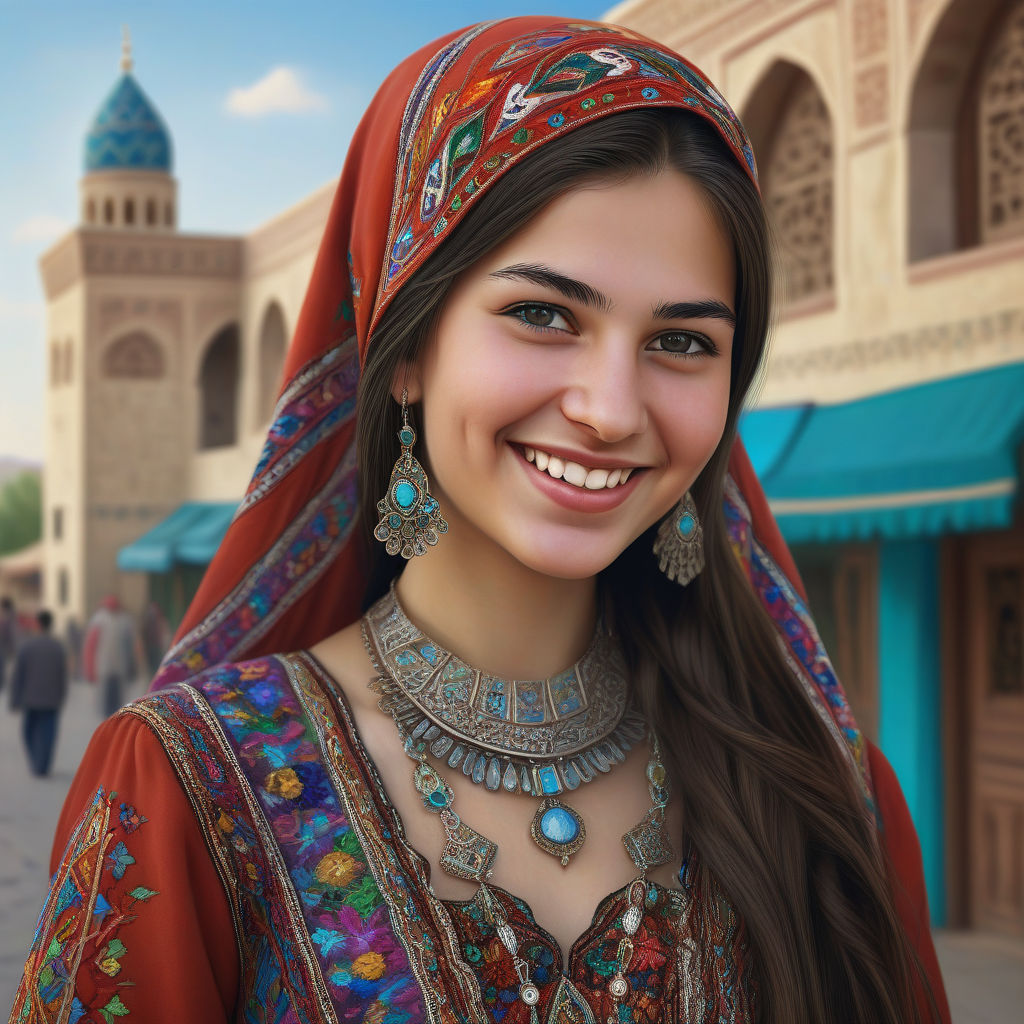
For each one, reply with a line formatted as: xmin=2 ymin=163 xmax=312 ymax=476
xmin=41 ymin=180 xmax=335 ymax=626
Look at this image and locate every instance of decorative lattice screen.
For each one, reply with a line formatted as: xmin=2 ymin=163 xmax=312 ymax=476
xmin=762 ymin=77 xmax=834 ymax=303
xmin=979 ymin=1 xmax=1024 ymax=244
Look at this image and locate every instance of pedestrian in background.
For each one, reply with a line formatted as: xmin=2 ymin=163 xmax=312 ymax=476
xmin=0 ymin=595 xmax=16 ymax=690
xmin=8 ymin=608 xmax=67 ymax=776
xmin=84 ymin=595 xmax=137 ymax=717
xmin=141 ymin=601 xmax=169 ymax=677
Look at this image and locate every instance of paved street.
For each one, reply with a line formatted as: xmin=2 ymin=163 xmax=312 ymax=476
xmin=0 ymin=678 xmax=1021 ymax=1020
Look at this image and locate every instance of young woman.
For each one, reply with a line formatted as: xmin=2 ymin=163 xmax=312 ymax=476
xmin=12 ymin=18 xmax=949 ymax=1024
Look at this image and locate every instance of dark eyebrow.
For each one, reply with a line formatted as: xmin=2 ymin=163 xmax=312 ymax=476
xmin=489 ymin=263 xmax=613 ymax=312
xmin=652 ymin=299 xmax=736 ymax=328
xmin=490 ymin=262 xmax=735 ymax=328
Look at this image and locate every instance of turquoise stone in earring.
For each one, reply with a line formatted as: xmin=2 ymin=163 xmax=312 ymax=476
xmin=653 ymin=490 xmax=704 ymax=586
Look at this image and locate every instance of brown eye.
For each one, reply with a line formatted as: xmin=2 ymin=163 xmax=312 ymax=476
xmin=648 ymin=332 xmax=715 ymax=357
xmin=522 ymin=305 xmax=555 ymax=327
xmin=504 ymin=303 xmax=573 ymax=332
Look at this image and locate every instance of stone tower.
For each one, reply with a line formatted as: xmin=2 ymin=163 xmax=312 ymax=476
xmin=40 ymin=31 xmax=242 ymax=627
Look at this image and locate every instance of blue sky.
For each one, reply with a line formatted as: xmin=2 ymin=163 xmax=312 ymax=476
xmin=0 ymin=1 xmax=606 ymax=461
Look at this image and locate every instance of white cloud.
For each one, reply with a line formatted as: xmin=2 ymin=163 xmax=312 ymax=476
xmin=11 ymin=214 xmax=71 ymax=244
xmin=225 ymin=66 xmax=328 ymax=117
xmin=0 ymin=296 xmax=44 ymax=322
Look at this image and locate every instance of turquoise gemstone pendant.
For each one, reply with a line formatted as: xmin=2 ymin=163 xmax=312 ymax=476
xmin=530 ymin=797 xmax=586 ymax=866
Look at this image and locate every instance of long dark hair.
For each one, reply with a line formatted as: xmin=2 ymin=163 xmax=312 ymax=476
xmin=356 ymin=109 xmax=931 ymax=1022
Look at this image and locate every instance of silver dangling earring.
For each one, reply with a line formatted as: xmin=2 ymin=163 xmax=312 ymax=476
xmin=653 ymin=491 xmax=704 ymax=585
xmin=373 ymin=389 xmax=448 ymax=559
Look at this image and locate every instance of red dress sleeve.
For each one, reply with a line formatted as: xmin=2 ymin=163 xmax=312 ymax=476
xmin=10 ymin=712 xmax=239 ymax=1023
xmin=867 ymin=741 xmax=952 ymax=1024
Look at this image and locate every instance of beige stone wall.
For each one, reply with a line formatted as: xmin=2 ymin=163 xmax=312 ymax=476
xmin=605 ymin=0 xmax=1024 ymax=406
xmin=41 ymin=176 xmax=334 ymax=626
xmin=42 ymin=277 xmax=86 ymax=624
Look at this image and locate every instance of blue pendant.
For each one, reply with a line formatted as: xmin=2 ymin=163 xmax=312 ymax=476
xmin=530 ymin=797 xmax=586 ymax=866
xmin=540 ymin=806 xmax=580 ymax=843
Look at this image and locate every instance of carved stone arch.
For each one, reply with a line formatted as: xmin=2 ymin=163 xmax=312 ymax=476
xmin=741 ymin=60 xmax=834 ymax=305
xmin=257 ymin=300 xmax=288 ymax=423
xmin=198 ymin=323 xmax=240 ymax=449
xmin=906 ymin=0 xmax=1012 ymax=260
xmin=102 ymin=330 xmax=165 ymax=379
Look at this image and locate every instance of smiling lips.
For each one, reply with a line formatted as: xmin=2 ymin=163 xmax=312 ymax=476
xmin=521 ymin=445 xmax=639 ymax=490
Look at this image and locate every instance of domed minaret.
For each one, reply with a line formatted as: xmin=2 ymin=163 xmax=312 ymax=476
xmin=79 ymin=28 xmax=177 ymax=231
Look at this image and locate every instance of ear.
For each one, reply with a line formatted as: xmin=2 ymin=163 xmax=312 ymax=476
xmin=390 ymin=361 xmax=423 ymax=404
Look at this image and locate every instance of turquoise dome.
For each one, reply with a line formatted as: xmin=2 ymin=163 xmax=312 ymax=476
xmin=84 ymin=74 xmax=173 ymax=173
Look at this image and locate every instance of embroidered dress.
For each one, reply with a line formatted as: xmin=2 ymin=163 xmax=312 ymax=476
xmin=10 ymin=17 xmax=949 ymax=1024
xmin=9 ymin=486 xmax=946 ymax=1023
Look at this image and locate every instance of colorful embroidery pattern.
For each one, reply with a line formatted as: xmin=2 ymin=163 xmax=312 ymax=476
xmin=154 ymin=442 xmax=359 ymax=690
xmin=723 ymin=476 xmax=875 ymax=816
xmin=131 ymin=685 xmax=334 ymax=1024
xmin=190 ymin=656 xmax=437 ymax=1023
xmin=373 ymin=21 xmax=757 ymax=336
xmin=10 ymin=788 xmax=158 ymax=1024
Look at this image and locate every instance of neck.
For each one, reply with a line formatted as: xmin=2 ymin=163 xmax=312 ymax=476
xmin=394 ymin=535 xmax=597 ymax=680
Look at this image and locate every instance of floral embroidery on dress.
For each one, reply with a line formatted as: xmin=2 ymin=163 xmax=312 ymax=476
xmin=10 ymin=788 xmax=157 ymax=1024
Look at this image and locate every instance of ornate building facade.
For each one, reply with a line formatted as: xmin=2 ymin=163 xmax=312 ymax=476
xmin=41 ymin=43 xmax=331 ymax=632
xmin=606 ymin=0 xmax=1024 ymax=937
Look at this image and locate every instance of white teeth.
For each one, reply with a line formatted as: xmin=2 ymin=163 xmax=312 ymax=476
xmin=562 ymin=461 xmax=588 ymax=487
xmin=519 ymin=444 xmax=637 ymax=489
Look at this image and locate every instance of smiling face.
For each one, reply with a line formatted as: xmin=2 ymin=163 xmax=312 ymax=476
xmin=402 ymin=168 xmax=736 ymax=580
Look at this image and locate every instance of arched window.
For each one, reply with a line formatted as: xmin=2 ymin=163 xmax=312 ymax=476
xmin=258 ymin=301 xmax=288 ymax=423
xmin=49 ymin=341 xmax=60 ymax=387
xmin=198 ymin=324 xmax=240 ymax=449
xmin=104 ymin=198 xmax=115 ymax=225
xmin=125 ymin=198 xmax=135 ymax=226
xmin=63 ymin=339 xmax=73 ymax=384
xmin=744 ymin=62 xmax=834 ymax=305
xmin=103 ymin=331 xmax=165 ymax=379
xmin=907 ymin=0 xmax=1016 ymax=259
xmin=165 ymin=201 xmax=174 ymax=227
xmin=146 ymin=198 xmax=157 ymax=226
xmin=977 ymin=1 xmax=1024 ymax=243
xmin=86 ymin=198 xmax=96 ymax=224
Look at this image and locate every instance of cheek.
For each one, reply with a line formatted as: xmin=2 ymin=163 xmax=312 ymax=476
xmin=654 ymin=372 xmax=732 ymax=467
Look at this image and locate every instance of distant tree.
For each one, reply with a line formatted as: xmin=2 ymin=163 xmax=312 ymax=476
xmin=0 ymin=471 xmax=42 ymax=556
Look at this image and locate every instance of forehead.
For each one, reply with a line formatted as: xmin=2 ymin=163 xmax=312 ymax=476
xmin=477 ymin=170 xmax=735 ymax=305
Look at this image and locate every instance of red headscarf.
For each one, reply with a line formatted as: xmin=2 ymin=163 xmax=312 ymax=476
xmin=151 ymin=16 xmax=771 ymax=689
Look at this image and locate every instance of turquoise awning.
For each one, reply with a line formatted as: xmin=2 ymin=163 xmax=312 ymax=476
xmin=739 ymin=404 xmax=811 ymax=478
xmin=117 ymin=502 xmax=237 ymax=572
xmin=753 ymin=363 xmax=1024 ymax=543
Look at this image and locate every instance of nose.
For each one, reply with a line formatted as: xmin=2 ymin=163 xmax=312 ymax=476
xmin=559 ymin=343 xmax=648 ymax=443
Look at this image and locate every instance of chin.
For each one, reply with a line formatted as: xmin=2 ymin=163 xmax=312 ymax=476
xmin=504 ymin=530 xmax=631 ymax=581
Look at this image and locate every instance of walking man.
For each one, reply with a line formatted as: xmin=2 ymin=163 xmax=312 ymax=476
xmin=9 ymin=609 xmax=68 ymax=777
xmin=84 ymin=595 xmax=137 ymax=717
